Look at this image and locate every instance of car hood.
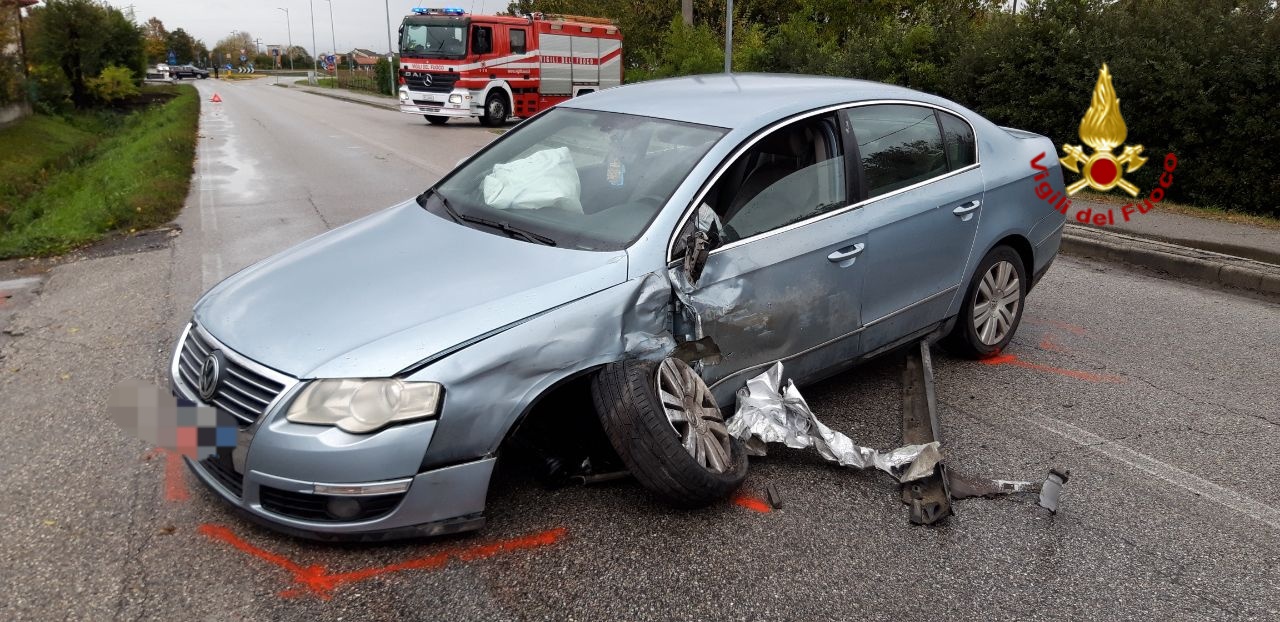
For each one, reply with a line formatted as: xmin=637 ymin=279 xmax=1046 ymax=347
xmin=194 ymin=200 xmax=629 ymax=378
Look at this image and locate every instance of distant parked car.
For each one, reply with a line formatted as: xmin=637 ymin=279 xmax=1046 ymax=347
xmin=144 ymin=65 xmax=176 ymax=84
xmin=171 ymin=65 xmax=209 ymax=79
xmin=171 ymin=74 xmax=1066 ymax=540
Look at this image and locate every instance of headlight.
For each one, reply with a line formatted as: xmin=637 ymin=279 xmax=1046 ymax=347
xmin=398 ymin=90 xmax=409 ymax=101
xmin=448 ymin=94 xmax=462 ymax=104
xmin=285 ymin=379 xmax=441 ymax=434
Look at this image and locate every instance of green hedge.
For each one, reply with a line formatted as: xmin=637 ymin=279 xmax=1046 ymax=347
xmin=518 ymin=0 xmax=1279 ymax=216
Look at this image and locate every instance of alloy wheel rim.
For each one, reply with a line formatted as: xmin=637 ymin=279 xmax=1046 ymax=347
xmin=655 ymin=358 xmax=733 ymax=474
xmin=973 ymin=260 xmax=1021 ymax=345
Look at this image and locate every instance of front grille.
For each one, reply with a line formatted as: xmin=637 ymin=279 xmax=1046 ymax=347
xmin=177 ymin=327 xmax=287 ymax=425
xmin=259 ymin=486 xmax=404 ymax=522
xmin=412 ymin=99 xmax=443 ymax=107
xmin=403 ymin=71 xmax=457 ymax=93
xmin=201 ymin=452 xmax=244 ymax=497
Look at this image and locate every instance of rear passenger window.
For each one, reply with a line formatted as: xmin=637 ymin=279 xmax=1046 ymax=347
xmin=845 ymin=105 xmax=946 ymax=198
xmin=706 ymin=113 xmax=847 ymax=243
xmin=510 ymin=29 xmax=527 ymax=54
xmin=939 ymin=111 xmax=976 ymax=170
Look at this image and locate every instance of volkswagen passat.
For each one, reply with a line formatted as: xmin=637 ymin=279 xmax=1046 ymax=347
xmin=171 ymin=74 xmax=1066 ymax=539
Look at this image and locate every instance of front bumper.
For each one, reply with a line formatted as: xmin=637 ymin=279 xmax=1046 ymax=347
xmin=397 ymin=87 xmax=475 ymax=117
xmin=170 ymin=323 xmax=494 ymax=540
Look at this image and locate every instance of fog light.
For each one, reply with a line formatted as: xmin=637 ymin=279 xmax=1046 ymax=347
xmin=326 ymin=497 xmax=362 ymax=520
xmin=448 ymin=94 xmax=462 ymax=104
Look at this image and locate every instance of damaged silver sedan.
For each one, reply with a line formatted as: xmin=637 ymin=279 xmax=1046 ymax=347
xmin=171 ymin=74 xmax=1066 ymax=539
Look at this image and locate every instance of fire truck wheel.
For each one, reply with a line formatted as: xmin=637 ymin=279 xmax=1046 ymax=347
xmin=480 ymin=92 xmax=509 ymax=127
xmin=424 ymin=115 xmax=449 ymax=125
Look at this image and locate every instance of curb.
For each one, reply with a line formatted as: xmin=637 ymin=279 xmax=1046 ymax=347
xmin=287 ymin=85 xmax=398 ymax=111
xmin=1060 ymin=223 xmax=1280 ymax=298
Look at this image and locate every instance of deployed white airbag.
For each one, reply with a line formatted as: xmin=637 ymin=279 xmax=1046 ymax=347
xmin=482 ymin=147 xmax=583 ymax=213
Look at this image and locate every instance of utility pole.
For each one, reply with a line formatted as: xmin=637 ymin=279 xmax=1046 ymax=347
xmin=279 ymin=7 xmax=294 ymax=70
xmin=309 ymin=0 xmax=319 ymax=76
xmin=681 ymin=0 xmax=692 ymax=26
xmin=384 ymin=0 xmax=395 ymax=95
xmin=324 ymin=0 xmax=338 ymax=64
xmin=724 ymin=0 xmax=734 ymax=73
xmin=254 ymin=37 xmax=263 ymax=55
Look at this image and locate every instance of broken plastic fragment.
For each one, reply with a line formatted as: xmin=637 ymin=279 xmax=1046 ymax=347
xmin=727 ymin=362 xmax=942 ymax=482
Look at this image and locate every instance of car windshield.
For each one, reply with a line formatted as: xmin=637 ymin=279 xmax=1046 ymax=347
xmin=428 ymin=108 xmax=727 ymax=251
xmin=400 ymin=23 xmax=467 ymax=58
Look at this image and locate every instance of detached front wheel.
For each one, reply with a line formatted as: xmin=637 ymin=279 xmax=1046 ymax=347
xmin=591 ymin=358 xmax=747 ymax=507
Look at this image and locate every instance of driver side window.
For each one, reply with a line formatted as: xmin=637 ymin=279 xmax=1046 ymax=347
xmin=706 ymin=113 xmax=847 ymax=243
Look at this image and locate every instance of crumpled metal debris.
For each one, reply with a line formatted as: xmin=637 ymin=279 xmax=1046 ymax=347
xmin=727 ymin=362 xmax=942 ymax=482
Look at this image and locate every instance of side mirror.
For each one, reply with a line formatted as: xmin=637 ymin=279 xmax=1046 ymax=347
xmin=676 ymin=204 xmax=722 ymax=285
xmin=682 ymin=230 xmax=711 ymax=284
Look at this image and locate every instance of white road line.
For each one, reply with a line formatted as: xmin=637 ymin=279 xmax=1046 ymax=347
xmin=0 ymin=277 xmax=41 ymax=290
xmin=1023 ymin=412 xmax=1280 ymax=530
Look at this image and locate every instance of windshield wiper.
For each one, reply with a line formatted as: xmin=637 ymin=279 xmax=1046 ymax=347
xmin=431 ymin=191 xmax=557 ymax=246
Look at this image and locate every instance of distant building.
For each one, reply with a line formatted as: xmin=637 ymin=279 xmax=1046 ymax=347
xmin=345 ymin=48 xmax=380 ymax=72
xmin=0 ymin=0 xmax=38 ymax=126
xmin=266 ymin=44 xmax=285 ymax=68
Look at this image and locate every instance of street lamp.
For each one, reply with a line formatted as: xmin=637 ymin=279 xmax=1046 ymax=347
xmin=278 ymin=7 xmax=294 ymax=70
xmin=308 ymin=0 xmax=319 ymax=75
xmin=323 ymin=0 xmax=338 ymax=69
xmin=384 ymin=0 xmax=395 ymax=95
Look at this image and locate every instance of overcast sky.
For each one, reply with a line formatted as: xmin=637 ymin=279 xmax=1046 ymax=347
xmin=100 ymin=1 xmax=512 ymax=55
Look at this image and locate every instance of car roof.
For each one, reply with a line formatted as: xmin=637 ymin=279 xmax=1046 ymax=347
xmin=561 ymin=73 xmax=960 ymax=130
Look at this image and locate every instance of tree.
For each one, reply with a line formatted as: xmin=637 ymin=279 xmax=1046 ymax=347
xmin=25 ymin=0 xmax=145 ymax=108
xmin=286 ymin=45 xmax=313 ymax=69
xmin=143 ymin=16 xmax=167 ymax=64
xmin=165 ymin=28 xmax=198 ymax=65
xmin=213 ymin=31 xmax=256 ymax=66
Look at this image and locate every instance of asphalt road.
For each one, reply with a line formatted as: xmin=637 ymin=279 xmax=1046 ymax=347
xmin=2 ymin=79 xmax=1278 ymax=621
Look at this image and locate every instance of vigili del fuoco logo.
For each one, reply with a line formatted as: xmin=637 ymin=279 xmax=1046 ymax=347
xmin=1029 ymin=64 xmax=1179 ymax=226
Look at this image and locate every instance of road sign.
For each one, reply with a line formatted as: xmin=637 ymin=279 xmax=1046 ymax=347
xmin=167 ymin=50 xmax=176 ymax=64
xmin=240 ymin=55 xmax=248 ymax=62
xmin=326 ymin=54 xmax=336 ymax=65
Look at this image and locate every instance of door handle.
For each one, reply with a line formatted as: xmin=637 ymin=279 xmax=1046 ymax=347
xmin=827 ymin=243 xmax=865 ymax=262
xmin=952 ymin=200 xmax=982 ymax=216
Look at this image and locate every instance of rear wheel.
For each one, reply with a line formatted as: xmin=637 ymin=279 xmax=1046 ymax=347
xmin=424 ymin=115 xmax=449 ymax=125
xmin=479 ymin=92 xmax=508 ymax=127
xmin=942 ymin=245 xmax=1027 ymax=358
xmin=591 ymin=358 xmax=747 ymax=507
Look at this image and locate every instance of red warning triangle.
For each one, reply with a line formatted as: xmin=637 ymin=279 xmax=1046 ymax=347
xmin=210 ymin=93 xmax=222 ymax=103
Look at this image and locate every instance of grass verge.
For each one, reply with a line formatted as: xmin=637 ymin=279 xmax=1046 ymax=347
xmin=0 ymin=85 xmax=199 ymax=258
xmin=0 ymin=115 xmax=99 ymax=211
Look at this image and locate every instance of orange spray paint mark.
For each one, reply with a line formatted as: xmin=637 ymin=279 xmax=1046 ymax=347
xmin=981 ymin=353 xmax=1123 ymax=383
xmin=198 ymin=524 xmax=567 ymax=600
xmin=732 ymin=493 xmax=772 ymax=513
xmin=162 ymin=449 xmax=189 ymax=502
xmin=1039 ymin=334 xmax=1070 ymax=353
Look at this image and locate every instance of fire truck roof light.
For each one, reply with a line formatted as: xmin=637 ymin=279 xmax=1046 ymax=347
xmin=410 ymin=6 xmax=466 ymax=15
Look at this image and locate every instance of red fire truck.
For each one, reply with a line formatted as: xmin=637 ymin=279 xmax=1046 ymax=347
xmin=397 ymin=7 xmax=622 ymax=126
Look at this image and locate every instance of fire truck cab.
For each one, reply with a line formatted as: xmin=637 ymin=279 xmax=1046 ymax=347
xmin=397 ymin=7 xmax=622 ymax=126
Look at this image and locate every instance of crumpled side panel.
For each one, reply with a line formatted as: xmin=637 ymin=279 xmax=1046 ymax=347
xmin=727 ymin=362 xmax=941 ymax=482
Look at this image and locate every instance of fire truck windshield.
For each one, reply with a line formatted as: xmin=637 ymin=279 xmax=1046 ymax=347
xmin=400 ymin=23 xmax=467 ymax=58
xmin=426 ymin=109 xmax=728 ymax=251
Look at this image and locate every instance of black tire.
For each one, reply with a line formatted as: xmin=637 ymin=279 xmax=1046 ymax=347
xmin=590 ymin=358 xmax=748 ymax=507
xmin=424 ymin=115 xmax=449 ymax=125
xmin=941 ymin=245 xmax=1028 ymax=359
xmin=479 ymin=92 xmax=508 ymax=127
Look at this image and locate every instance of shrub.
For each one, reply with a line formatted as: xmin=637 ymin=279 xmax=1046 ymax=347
xmin=86 ymin=65 xmax=139 ymax=103
xmin=27 ymin=64 xmax=73 ymax=115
